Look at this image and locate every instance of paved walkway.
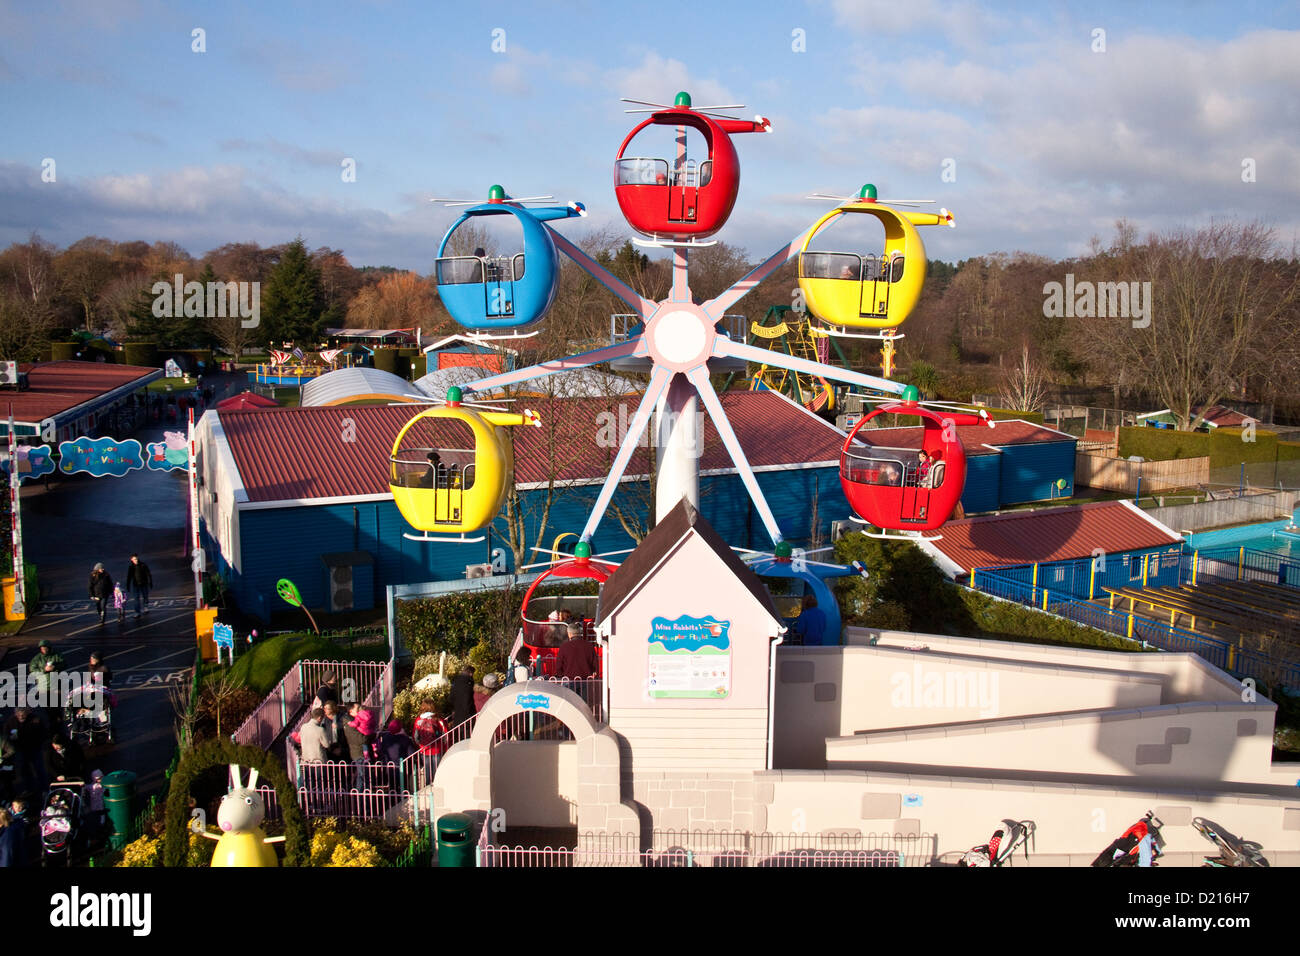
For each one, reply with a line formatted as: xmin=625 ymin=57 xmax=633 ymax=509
xmin=1 ymin=371 xmax=247 ymax=800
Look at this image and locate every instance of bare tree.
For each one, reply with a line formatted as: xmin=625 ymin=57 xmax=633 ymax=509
xmin=998 ymin=340 xmax=1049 ymax=413
xmin=1085 ymin=221 xmax=1300 ymax=431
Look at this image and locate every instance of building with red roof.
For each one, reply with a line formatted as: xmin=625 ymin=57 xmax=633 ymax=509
xmin=7 ymin=361 xmax=163 ymax=441
xmin=195 ymin=390 xmax=854 ymax=622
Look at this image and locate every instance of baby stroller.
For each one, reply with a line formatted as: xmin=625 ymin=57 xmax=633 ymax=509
xmin=40 ymin=783 xmax=84 ymax=866
xmin=1192 ymin=817 xmax=1269 ymax=867
xmin=1091 ymin=811 xmax=1165 ymax=867
xmin=960 ymin=819 xmax=1036 ymax=867
xmin=66 ymin=681 xmax=115 ymax=747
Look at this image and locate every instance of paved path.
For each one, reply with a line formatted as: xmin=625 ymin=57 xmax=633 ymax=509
xmin=1 ymin=371 xmax=248 ymax=800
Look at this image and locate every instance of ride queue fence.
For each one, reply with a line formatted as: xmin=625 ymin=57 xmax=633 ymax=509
xmin=477 ymin=829 xmax=931 ymax=867
xmin=967 ymin=546 xmax=1300 ymax=691
xmin=233 ymin=659 xmax=391 ymax=750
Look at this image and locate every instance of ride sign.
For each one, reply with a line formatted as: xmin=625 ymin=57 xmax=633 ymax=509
xmin=646 ymin=614 xmax=731 ymax=699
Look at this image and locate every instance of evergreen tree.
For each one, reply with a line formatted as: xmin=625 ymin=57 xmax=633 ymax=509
xmin=260 ymin=237 xmax=324 ymax=347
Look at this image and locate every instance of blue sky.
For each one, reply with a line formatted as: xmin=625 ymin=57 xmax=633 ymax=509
xmin=1 ymin=0 xmax=1298 ymax=270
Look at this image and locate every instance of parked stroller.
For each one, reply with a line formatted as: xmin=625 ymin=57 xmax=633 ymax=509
xmin=40 ymin=782 xmax=84 ymax=866
xmin=65 ymin=681 xmax=115 ymax=747
xmin=1192 ymin=817 xmax=1269 ymax=867
xmin=1091 ymin=811 xmax=1165 ymax=867
xmin=960 ymin=819 xmax=1036 ymax=867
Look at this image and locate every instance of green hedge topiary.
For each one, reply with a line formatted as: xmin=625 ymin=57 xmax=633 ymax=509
xmin=163 ymin=737 xmax=307 ymax=867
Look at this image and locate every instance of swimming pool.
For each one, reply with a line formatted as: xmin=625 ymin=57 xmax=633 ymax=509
xmin=1184 ymin=514 xmax=1300 ymax=558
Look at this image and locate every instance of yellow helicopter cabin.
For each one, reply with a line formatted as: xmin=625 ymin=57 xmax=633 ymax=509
xmin=797 ymin=184 xmax=953 ymax=334
xmin=388 ymin=387 xmax=540 ymax=542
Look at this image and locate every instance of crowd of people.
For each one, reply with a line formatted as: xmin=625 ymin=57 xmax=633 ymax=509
xmin=292 ymin=665 xmax=505 ymax=795
xmin=0 ymin=641 xmax=113 ymax=866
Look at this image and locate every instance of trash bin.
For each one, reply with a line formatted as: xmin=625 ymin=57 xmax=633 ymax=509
xmin=436 ymin=812 xmax=474 ymax=868
xmin=103 ymin=770 xmax=137 ymax=850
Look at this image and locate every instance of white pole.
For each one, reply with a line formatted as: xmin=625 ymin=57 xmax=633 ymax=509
xmin=654 ymin=374 xmax=700 ymax=522
xmin=7 ymin=406 xmax=24 ymax=616
xmin=189 ymin=407 xmax=202 ymax=609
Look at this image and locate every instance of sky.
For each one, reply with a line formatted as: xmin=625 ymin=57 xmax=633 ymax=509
xmin=1 ymin=0 xmax=1298 ymax=271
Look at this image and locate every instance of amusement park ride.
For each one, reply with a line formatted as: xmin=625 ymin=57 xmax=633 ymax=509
xmin=388 ymin=90 xmax=992 ymax=637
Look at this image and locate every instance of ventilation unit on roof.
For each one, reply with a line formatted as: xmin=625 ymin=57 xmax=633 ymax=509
xmin=0 ymin=361 xmax=17 ymax=386
xmin=465 ymin=563 xmax=493 ymax=579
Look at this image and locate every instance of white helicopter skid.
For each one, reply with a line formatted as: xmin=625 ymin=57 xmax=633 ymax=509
xmin=847 ymin=515 xmax=941 ymax=542
xmin=632 ymin=236 xmax=718 ymax=249
xmin=461 ymin=329 xmax=542 ymax=344
xmin=810 ymin=324 xmax=904 ymax=342
xmin=403 ymin=532 xmax=487 ymax=545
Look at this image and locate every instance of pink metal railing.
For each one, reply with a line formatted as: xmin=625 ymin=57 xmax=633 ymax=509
xmin=234 ymin=659 xmax=391 ymax=750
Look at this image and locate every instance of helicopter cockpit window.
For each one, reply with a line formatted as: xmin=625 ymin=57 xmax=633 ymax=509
xmin=616 ymin=158 xmax=669 ymax=186
xmin=800 ymin=251 xmax=862 ymax=281
xmin=391 ymin=419 xmax=477 ymax=492
xmin=436 ymin=257 xmax=484 ymax=285
xmin=890 ymin=254 xmax=905 ymax=283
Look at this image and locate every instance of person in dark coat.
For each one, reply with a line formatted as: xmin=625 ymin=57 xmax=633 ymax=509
xmin=125 ymin=554 xmax=153 ymax=616
xmin=88 ymin=564 xmax=113 ymax=624
xmin=450 ymin=666 xmax=476 ymax=728
xmin=376 ymin=719 xmax=414 ymax=766
xmin=554 ymin=622 xmax=599 ymax=680
xmin=0 ymin=807 xmax=25 ymax=867
xmin=2 ymin=709 xmax=46 ymax=795
xmin=45 ymin=733 xmax=86 ymax=783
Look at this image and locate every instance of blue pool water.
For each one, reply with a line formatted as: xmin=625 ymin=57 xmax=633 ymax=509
xmin=1185 ymin=514 xmax=1300 ymax=558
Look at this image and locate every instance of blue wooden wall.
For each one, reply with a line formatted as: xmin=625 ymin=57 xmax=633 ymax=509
xmin=208 ymin=464 xmax=850 ymax=622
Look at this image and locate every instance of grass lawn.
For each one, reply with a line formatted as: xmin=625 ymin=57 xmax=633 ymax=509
xmin=146 ymin=376 xmax=199 ymax=392
xmin=227 ymin=632 xmax=387 ymax=695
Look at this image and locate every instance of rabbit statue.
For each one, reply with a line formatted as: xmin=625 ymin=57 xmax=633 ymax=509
xmin=202 ymin=764 xmax=284 ymax=867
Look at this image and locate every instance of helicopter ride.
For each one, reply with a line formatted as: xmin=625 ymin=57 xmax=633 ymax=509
xmin=839 ymin=385 xmax=993 ymax=539
xmin=614 ymin=91 xmax=770 ymax=244
xmin=432 ymin=185 xmax=586 ymax=338
xmin=388 ymin=385 xmax=541 ymax=543
xmin=742 ymin=542 xmax=862 ymax=646
xmin=516 ymin=540 xmax=616 ymax=676
xmin=799 ymin=184 xmax=954 ymax=339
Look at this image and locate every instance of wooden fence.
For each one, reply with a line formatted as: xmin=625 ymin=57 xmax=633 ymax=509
xmin=1075 ymin=452 xmax=1209 ymax=493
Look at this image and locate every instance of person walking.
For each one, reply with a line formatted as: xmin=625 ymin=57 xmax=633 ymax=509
xmin=30 ymin=640 xmax=66 ymax=730
xmin=126 ymin=554 xmax=153 ymax=616
xmin=112 ymin=582 xmax=127 ymax=626
xmin=2 ymin=709 xmax=47 ymax=796
xmin=88 ymin=564 xmax=113 ymax=625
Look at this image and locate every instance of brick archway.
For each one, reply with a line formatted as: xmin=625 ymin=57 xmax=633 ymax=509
xmin=433 ymin=680 xmax=639 ymax=837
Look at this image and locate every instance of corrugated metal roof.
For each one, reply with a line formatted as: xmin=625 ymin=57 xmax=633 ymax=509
xmin=217 ymin=390 xmax=847 ymax=504
xmin=300 ymin=367 xmax=427 ymax=406
xmin=921 ymin=500 xmax=1181 ymax=573
xmin=853 ymin=419 xmax=1073 ymax=457
xmin=11 ymin=361 xmax=162 ymax=423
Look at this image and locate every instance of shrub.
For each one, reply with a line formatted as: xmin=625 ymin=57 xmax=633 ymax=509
xmin=164 ymin=737 xmax=307 ymax=867
xmin=186 ymin=830 xmax=217 ymax=867
xmin=468 ymin=640 xmax=505 ymax=682
xmin=227 ymin=633 xmax=352 ymax=695
xmin=117 ymin=835 xmax=160 ymax=867
xmin=310 ymin=828 xmax=386 ymax=867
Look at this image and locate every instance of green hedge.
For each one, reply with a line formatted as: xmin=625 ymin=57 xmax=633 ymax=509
xmin=1118 ymin=425 xmax=1300 ymax=467
xmin=832 ymin=532 xmax=1142 ymax=652
xmin=50 ymin=341 xmax=79 ymax=361
xmin=372 ymin=348 xmax=398 ymax=374
xmin=124 ymin=342 xmax=159 ymax=367
xmin=163 ymin=737 xmax=307 ymax=867
xmin=396 ymin=580 xmax=600 ymax=659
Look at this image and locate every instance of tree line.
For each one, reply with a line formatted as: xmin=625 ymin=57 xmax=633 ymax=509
xmin=2 ymin=219 xmax=1296 ymax=428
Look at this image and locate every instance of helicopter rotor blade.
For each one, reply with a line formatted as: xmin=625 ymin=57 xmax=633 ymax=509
xmin=502 ymin=195 xmax=555 ymax=204
xmin=874 ymin=199 xmax=936 ymax=206
xmin=807 ymin=193 xmax=855 ymax=202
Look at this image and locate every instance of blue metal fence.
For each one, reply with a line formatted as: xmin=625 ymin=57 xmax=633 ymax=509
xmin=967 ymin=556 xmax=1300 ymax=691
